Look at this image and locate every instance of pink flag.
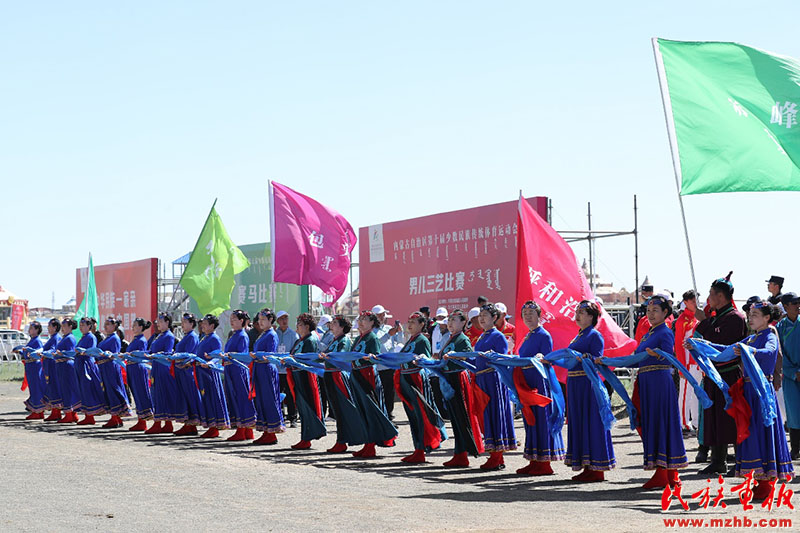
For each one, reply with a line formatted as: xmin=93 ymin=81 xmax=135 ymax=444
xmin=269 ymin=181 xmax=357 ymax=301
xmin=514 ymin=194 xmax=635 ymax=379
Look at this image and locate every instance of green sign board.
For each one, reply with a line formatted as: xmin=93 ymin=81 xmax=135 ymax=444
xmin=189 ymin=242 xmax=308 ymax=320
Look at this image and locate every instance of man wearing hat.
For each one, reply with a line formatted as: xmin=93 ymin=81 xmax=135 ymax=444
xmin=777 ymin=292 xmax=800 ymax=460
xmin=431 ymin=307 xmax=450 ymax=354
xmin=316 ymin=314 xmax=334 ymax=352
xmin=494 ymin=302 xmax=515 ymax=353
xmin=693 ymin=272 xmax=748 ymax=473
xmin=372 ymin=304 xmax=404 ymax=420
xmin=465 ymin=307 xmax=482 ymax=346
xmin=766 ymin=275 xmax=785 ymax=306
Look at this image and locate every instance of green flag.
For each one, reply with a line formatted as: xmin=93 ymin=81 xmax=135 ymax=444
xmin=74 ymin=253 xmax=99 ymax=339
xmin=180 ymin=202 xmax=250 ymax=316
xmin=654 ymin=38 xmax=800 ymax=195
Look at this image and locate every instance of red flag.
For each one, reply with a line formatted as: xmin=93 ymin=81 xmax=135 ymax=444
xmin=269 ymin=181 xmax=357 ymax=302
xmin=514 ymin=194 xmax=636 ymax=380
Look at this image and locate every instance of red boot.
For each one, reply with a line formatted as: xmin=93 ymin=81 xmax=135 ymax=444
xmin=327 ymin=442 xmax=348 ymax=453
xmin=291 ymin=440 xmax=312 ymax=450
xmin=200 ymin=427 xmax=220 ymax=438
xmin=227 ymin=428 xmax=247 ymax=442
xmin=44 ymin=409 xmax=62 ymax=422
xmin=244 ymin=428 xmax=254 ymax=440
xmin=643 ymin=467 xmax=669 ymax=489
xmin=516 ymin=461 xmax=537 ymax=475
xmin=128 ymin=418 xmax=148 ymax=431
xmin=584 ymin=469 xmax=605 ymax=482
xmin=144 ymin=421 xmax=163 ymax=434
xmin=572 ymin=467 xmax=591 ymax=481
xmin=102 ymin=416 xmax=122 ymax=428
xmin=58 ymin=411 xmax=78 ymax=423
xmin=401 ymin=449 xmax=426 ymax=464
xmin=174 ymin=424 xmax=197 ymax=436
xmin=443 ymin=452 xmax=470 ymax=468
xmin=159 ymin=421 xmax=174 ymax=434
xmin=253 ymin=432 xmax=278 ymax=445
xmin=480 ymin=452 xmax=505 ymax=470
xmin=77 ymin=414 xmax=96 ymax=426
xmin=531 ymin=461 xmax=554 ymax=476
xmin=25 ymin=412 xmax=44 ymax=420
xmin=382 ymin=436 xmax=396 ymax=447
xmin=354 ymin=443 xmax=376 ymax=458
xmin=753 ymin=479 xmax=774 ymax=501
xmin=667 ymin=469 xmax=681 ymax=487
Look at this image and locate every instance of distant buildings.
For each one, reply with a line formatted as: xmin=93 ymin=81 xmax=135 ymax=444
xmin=581 ymin=260 xmax=634 ymax=305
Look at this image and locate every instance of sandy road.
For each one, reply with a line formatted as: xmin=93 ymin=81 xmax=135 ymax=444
xmin=0 ymin=381 xmax=796 ymax=532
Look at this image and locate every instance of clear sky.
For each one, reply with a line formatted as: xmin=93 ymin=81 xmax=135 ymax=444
xmin=3 ymin=1 xmax=799 ymax=309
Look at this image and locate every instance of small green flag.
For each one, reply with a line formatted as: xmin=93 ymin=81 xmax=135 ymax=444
xmin=180 ymin=202 xmax=250 ymax=316
xmin=654 ymin=38 xmax=800 ymax=195
xmin=74 ymin=253 xmax=99 ymax=339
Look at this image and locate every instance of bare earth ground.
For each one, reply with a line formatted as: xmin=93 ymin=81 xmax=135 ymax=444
xmin=0 ymin=380 xmax=796 ymax=532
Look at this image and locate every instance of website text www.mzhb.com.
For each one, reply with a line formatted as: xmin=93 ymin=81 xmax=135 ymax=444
xmin=663 ymin=516 xmax=792 ymax=528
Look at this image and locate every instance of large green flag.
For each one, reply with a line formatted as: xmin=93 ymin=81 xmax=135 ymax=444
xmin=73 ymin=253 xmax=99 ymax=339
xmin=180 ymin=202 xmax=250 ymax=316
xmin=654 ymin=38 xmax=800 ymax=195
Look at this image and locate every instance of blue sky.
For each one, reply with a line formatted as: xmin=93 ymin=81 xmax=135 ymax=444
xmin=3 ymin=1 xmax=799 ymax=308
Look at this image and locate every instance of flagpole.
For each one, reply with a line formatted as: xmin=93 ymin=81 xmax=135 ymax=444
xmin=268 ymin=181 xmax=276 ymax=311
xmin=652 ymin=37 xmax=698 ymax=293
xmin=168 ymin=199 xmax=218 ymax=313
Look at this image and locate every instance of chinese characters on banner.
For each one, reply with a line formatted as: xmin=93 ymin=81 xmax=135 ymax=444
xmin=190 ymin=242 xmax=309 ymax=321
xmin=359 ymin=197 xmax=548 ymax=319
xmin=10 ymin=303 xmax=25 ymax=331
xmin=76 ymin=258 xmax=157 ymax=331
xmin=514 ymin=194 xmax=636 ymax=375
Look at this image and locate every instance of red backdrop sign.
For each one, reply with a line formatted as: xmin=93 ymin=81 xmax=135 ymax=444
xmin=76 ymin=258 xmax=158 ymax=332
xmin=359 ymin=197 xmax=548 ymax=320
xmin=10 ymin=304 xmax=25 ymax=331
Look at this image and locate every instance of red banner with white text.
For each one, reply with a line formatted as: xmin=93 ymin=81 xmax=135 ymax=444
xmin=359 ymin=197 xmax=548 ymax=321
xmin=76 ymin=258 xmax=158 ymax=332
xmin=515 ymin=195 xmax=635 ymax=378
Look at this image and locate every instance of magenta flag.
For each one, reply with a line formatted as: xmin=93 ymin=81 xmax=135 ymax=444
xmin=269 ymin=181 xmax=357 ymax=301
xmin=514 ymin=194 xmax=635 ymax=379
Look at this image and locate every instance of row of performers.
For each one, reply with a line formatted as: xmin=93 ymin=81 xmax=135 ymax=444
xmin=16 ymin=299 xmax=794 ymax=496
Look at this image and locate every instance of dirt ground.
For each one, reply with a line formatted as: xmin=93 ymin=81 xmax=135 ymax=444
xmin=0 ymin=380 xmax=796 ymax=532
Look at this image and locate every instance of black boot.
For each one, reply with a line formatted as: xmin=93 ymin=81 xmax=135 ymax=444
xmin=700 ymin=445 xmax=727 ymax=475
xmin=791 ymin=429 xmax=800 ymax=461
xmin=695 ymin=444 xmax=709 ymax=463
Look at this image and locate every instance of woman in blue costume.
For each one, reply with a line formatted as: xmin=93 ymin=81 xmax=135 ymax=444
xmin=250 ymin=308 xmax=284 ymax=445
xmin=346 ymin=311 xmax=398 ymax=458
xmin=553 ymin=300 xmax=615 ymax=482
xmin=41 ymin=319 xmax=63 ymax=421
xmin=394 ymin=312 xmax=447 ymax=464
xmin=54 ymin=318 xmax=80 ymax=423
xmin=469 ymin=303 xmax=517 ymax=470
xmin=319 ymin=315 xmax=367 ymax=454
xmin=687 ymin=301 xmax=794 ymax=501
xmin=74 ymin=317 xmax=105 ymax=425
xmin=95 ymin=317 xmax=131 ymax=428
xmin=19 ymin=321 xmax=46 ymax=419
xmin=196 ymin=314 xmax=229 ymax=438
xmin=126 ymin=318 xmax=154 ymax=431
xmin=599 ymin=295 xmax=685 ymax=489
xmin=173 ymin=313 xmax=202 ymax=436
xmin=439 ymin=310 xmax=484 ymax=468
xmin=286 ymin=313 xmax=326 ymax=449
xmin=777 ymin=292 xmax=800 ymax=460
xmin=515 ymin=301 xmax=565 ymax=476
xmin=144 ymin=313 xmax=184 ymax=435
xmin=222 ymin=309 xmax=257 ymax=442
